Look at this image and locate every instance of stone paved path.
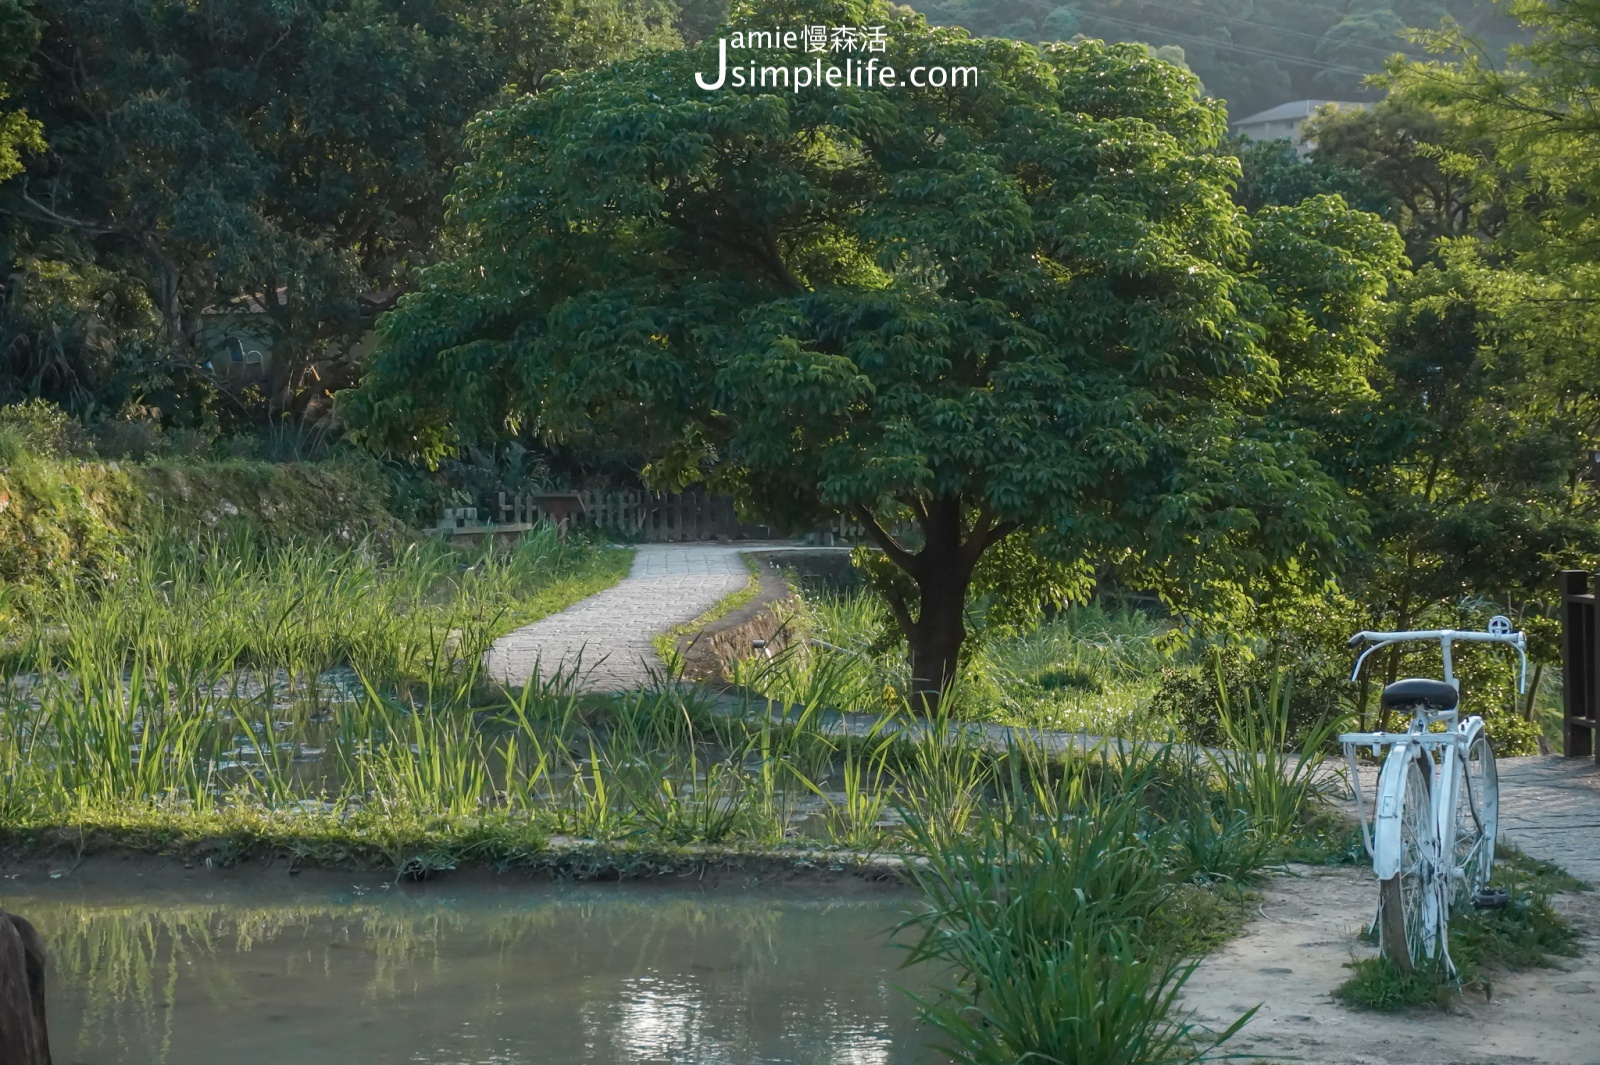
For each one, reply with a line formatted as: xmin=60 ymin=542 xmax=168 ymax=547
xmin=1497 ymin=755 xmax=1600 ymax=885
xmin=484 ymin=543 xmax=756 ymax=691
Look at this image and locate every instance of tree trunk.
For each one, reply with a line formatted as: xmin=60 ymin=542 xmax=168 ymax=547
xmin=1522 ymin=662 xmax=1544 ymax=723
xmin=906 ymin=554 xmax=971 ymax=711
xmin=852 ymin=497 xmax=1016 ymax=715
xmin=903 ymin=499 xmax=978 ymax=713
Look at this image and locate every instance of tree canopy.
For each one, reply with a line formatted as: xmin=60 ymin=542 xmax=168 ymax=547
xmin=346 ymin=0 xmax=1405 ymax=701
xmin=0 ymin=0 xmax=677 ymax=422
xmin=0 ymin=0 xmax=41 ymax=185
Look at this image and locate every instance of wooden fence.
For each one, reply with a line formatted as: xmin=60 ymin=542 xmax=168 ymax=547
xmin=438 ymin=491 xmax=918 ymax=545
xmin=813 ymin=512 xmax=918 ymax=546
xmin=481 ymin=490 xmax=772 ymax=542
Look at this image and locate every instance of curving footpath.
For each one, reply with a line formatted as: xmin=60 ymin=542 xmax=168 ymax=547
xmin=484 ymin=542 xmax=757 ymax=691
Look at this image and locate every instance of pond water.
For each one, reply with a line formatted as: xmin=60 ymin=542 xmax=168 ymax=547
xmin=3 ymin=873 xmax=938 ymax=1065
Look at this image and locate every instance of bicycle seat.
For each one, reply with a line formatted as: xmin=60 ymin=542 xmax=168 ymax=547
xmin=1380 ymin=678 xmax=1458 ymax=711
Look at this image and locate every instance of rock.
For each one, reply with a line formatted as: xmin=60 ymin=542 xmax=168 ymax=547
xmin=0 ymin=909 xmax=51 ymax=1063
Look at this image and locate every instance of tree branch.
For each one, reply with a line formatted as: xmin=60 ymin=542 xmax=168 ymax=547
xmin=2 ymin=185 xmax=115 ymax=236
xmin=963 ymin=516 xmax=1020 ymax=569
xmin=851 ymin=503 xmax=916 ymax=574
xmin=876 ymin=578 xmax=916 ymax=639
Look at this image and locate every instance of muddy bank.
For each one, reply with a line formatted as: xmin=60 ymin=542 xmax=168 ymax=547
xmin=0 ymin=839 xmax=915 ymax=896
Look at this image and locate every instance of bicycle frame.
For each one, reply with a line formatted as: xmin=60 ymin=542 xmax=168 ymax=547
xmin=1342 ymin=709 xmax=1458 ymax=870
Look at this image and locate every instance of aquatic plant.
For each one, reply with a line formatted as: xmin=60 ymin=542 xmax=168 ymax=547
xmin=898 ymin=750 xmax=1260 ymax=1065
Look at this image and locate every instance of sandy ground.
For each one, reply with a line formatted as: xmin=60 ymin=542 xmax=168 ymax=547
xmin=1181 ymin=864 xmax=1600 ymax=1065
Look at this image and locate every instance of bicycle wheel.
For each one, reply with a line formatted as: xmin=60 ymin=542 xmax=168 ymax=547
xmin=1378 ymin=755 xmax=1431 ymax=970
xmin=1451 ymin=729 xmax=1498 ymax=901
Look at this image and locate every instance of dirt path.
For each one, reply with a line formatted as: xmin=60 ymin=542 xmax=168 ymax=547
xmin=1186 ymin=756 xmax=1600 ymax=1065
xmin=1182 ymin=864 xmax=1600 ymax=1065
xmin=483 ymin=543 xmax=755 ymax=691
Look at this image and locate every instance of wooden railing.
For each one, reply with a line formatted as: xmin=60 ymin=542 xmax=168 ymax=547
xmin=1562 ymin=569 xmax=1599 ymax=762
xmin=815 ymin=512 xmax=919 ymax=546
xmin=451 ymin=489 xmax=774 ymax=543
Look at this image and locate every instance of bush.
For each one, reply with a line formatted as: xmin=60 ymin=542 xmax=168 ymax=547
xmin=0 ymin=398 xmax=94 ymax=460
xmin=899 ymin=754 xmax=1259 ymax=1065
xmin=0 ymin=453 xmax=131 ymax=606
xmin=1152 ymin=646 xmax=1349 ymax=748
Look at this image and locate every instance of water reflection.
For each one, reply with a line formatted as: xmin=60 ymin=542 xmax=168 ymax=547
xmin=4 ymin=880 xmax=934 ymax=1064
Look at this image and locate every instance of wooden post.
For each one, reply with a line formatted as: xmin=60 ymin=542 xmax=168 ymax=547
xmin=1561 ymin=569 xmax=1598 ymax=761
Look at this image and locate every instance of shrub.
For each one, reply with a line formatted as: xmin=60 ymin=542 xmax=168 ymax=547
xmin=0 ymin=453 xmax=132 ymax=608
xmin=0 ymin=398 xmax=94 ymax=459
xmin=899 ymin=754 xmax=1259 ymax=1065
xmin=1152 ymin=646 xmax=1348 ymax=748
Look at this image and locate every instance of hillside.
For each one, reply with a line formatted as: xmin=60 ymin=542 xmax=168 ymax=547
xmin=904 ymin=0 xmax=1525 ymax=118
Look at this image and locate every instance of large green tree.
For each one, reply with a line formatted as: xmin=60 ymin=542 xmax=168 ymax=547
xmin=1333 ymin=1 xmax=1600 ymax=723
xmin=346 ymin=0 xmax=1404 ymax=702
xmin=1220 ymin=2 xmax=1600 ymax=745
xmin=0 ymin=0 xmax=677 ymax=421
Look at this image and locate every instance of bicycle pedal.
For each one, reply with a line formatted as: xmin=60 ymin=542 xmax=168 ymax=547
xmin=1473 ymin=888 xmax=1510 ymax=910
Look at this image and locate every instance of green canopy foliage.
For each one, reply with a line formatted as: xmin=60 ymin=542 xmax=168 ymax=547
xmin=0 ymin=0 xmax=677 ymax=422
xmin=0 ymin=0 xmax=42 ymax=184
xmin=1226 ymin=1 xmax=1600 ymax=742
xmin=346 ymin=0 xmax=1405 ymax=700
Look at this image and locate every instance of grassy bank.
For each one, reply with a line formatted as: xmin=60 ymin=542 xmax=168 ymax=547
xmin=0 ymin=447 xmax=403 ymax=618
xmin=729 ymin=591 xmax=1174 ymax=735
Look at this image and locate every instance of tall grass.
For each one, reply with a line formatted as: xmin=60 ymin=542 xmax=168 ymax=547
xmin=1206 ymin=666 xmax=1348 ymax=843
xmin=0 ymin=525 xmax=629 ymax=825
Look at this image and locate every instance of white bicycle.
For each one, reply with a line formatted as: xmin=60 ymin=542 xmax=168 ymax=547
xmin=1338 ymin=617 xmax=1525 ymax=975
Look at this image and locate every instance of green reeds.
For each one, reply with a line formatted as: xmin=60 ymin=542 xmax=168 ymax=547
xmin=620 ymin=753 xmax=752 ymax=844
xmin=1205 ymin=663 xmax=1346 ymax=845
xmin=899 ymin=750 xmax=1258 ymax=1065
xmin=802 ymin=740 xmax=892 ymax=851
xmin=915 ymin=920 xmax=1252 ymax=1065
xmin=0 ymin=524 xmax=627 ymax=823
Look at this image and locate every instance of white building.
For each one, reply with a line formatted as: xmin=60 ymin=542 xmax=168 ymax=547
xmin=1231 ymin=99 xmax=1364 ymax=155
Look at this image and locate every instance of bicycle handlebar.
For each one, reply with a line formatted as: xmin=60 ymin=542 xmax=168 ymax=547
xmin=1346 ymin=629 xmax=1526 ymax=648
xmin=1346 ymin=623 xmax=1527 ymax=693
